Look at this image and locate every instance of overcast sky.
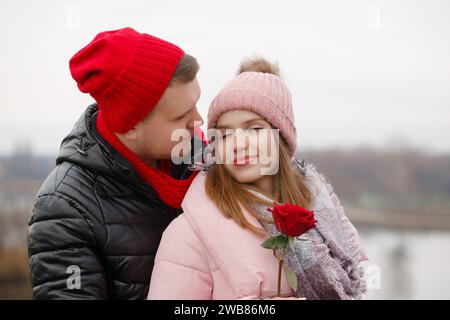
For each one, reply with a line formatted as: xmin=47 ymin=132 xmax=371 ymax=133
xmin=1 ymin=0 xmax=449 ymax=156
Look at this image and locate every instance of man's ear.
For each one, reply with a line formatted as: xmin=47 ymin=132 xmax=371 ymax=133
xmin=123 ymin=127 xmax=138 ymax=141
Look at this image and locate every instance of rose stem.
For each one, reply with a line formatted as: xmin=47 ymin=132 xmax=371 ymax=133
xmin=277 ymin=259 xmax=283 ymax=297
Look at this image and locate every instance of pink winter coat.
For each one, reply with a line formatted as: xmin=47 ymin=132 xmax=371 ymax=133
xmin=147 ymin=171 xmax=368 ymax=300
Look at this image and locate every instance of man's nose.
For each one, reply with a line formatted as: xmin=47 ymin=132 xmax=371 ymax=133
xmin=194 ymin=108 xmax=204 ymax=125
xmin=187 ymin=108 xmax=204 ymax=130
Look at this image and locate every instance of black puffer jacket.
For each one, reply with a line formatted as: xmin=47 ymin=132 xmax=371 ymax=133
xmin=27 ymin=104 xmax=201 ymax=299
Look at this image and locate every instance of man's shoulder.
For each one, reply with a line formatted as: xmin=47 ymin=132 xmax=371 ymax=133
xmin=36 ymin=161 xmax=97 ymax=198
xmin=32 ymin=161 xmax=102 ymax=222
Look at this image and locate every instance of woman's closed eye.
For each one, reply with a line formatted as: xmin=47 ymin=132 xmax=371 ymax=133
xmin=222 ymin=131 xmax=233 ymax=139
xmin=246 ymin=126 xmax=264 ymax=133
xmin=220 ymin=127 xmax=264 ymax=139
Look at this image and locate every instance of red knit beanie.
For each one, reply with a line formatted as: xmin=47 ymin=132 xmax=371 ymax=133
xmin=69 ymin=27 xmax=185 ymax=133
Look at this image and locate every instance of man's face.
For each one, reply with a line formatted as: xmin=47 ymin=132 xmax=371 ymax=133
xmin=121 ymin=78 xmax=203 ymax=163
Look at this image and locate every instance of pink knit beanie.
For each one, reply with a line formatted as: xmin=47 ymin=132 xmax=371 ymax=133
xmin=207 ymin=59 xmax=297 ymax=155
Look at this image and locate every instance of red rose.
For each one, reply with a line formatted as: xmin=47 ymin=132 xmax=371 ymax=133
xmin=269 ymin=203 xmax=316 ymax=237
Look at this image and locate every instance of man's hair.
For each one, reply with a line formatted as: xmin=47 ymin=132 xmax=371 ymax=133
xmin=170 ymin=54 xmax=200 ymax=85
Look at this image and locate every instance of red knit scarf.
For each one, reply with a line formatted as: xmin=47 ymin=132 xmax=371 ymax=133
xmin=96 ymin=115 xmax=198 ymax=209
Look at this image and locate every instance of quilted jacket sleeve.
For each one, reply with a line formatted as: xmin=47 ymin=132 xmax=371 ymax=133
xmin=27 ymin=193 xmax=109 ymax=299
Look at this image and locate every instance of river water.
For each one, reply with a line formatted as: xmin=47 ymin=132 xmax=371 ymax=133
xmin=359 ymin=227 xmax=450 ymax=299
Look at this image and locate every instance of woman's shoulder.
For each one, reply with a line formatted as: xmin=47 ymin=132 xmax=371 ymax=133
xmin=294 ymin=158 xmax=333 ymax=192
xmin=294 ymin=159 xmax=339 ymax=210
xmin=181 ymin=170 xmax=223 ymax=224
xmin=182 ymin=170 xmax=208 ymax=207
xmin=292 ymin=158 xmax=319 ymax=188
xmin=160 ymin=172 xmax=212 ymax=251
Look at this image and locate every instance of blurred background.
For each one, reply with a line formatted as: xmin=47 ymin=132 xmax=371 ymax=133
xmin=0 ymin=0 xmax=449 ymax=299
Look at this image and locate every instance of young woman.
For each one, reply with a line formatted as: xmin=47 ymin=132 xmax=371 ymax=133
xmin=147 ymin=58 xmax=368 ymax=300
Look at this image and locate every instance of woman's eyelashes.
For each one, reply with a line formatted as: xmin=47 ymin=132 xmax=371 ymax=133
xmin=219 ymin=129 xmax=234 ymax=139
xmin=246 ymin=126 xmax=264 ymax=133
xmin=221 ymin=126 xmax=264 ymax=139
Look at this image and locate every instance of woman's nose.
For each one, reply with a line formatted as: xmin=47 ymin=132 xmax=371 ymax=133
xmin=233 ymin=129 xmax=249 ymax=152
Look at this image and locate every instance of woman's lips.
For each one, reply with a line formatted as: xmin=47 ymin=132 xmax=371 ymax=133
xmin=233 ymin=156 xmax=255 ymax=167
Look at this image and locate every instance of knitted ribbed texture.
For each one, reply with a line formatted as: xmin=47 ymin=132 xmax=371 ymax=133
xmin=207 ymin=71 xmax=297 ymax=155
xmin=70 ymin=27 xmax=184 ymax=133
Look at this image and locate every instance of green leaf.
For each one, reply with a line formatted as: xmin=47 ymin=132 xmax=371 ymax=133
xmin=260 ymin=238 xmax=274 ymax=249
xmin=285 ymin=267 xmax=298 ymax=291
xmin=272 ymin=235 xmax=289 ymax=249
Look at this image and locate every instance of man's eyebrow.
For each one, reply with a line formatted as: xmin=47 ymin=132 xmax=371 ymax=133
xmin=216 ymin=117 xmax=265 ymax=129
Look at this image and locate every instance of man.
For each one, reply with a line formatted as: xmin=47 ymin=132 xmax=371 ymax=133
xmin=27 ymin=27 xmax=204 ymax=299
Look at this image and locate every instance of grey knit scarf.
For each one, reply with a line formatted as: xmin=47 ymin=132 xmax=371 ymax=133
xmin=248 ymin=159 xmax=367 ymax=300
